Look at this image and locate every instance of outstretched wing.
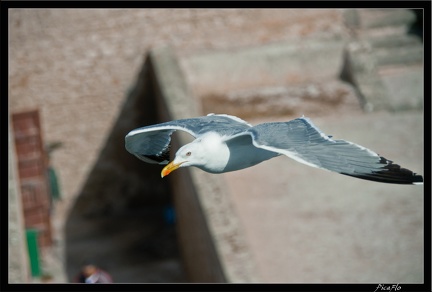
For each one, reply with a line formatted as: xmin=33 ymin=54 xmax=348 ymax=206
xmin=246 ymin=117 xmax=423 ymax=185
xmin=125 ymin=114 xmax=251 ymax=164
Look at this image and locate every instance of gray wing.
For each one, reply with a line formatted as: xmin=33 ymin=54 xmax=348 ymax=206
xmin=246 ymin=117 xmax=423 ymax=185
xmin=125 ymin=114 xmax=251 ymax=164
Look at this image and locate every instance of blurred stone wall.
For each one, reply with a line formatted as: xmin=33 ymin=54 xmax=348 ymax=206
xmin=9 ymin=9 xmax=347 ymax=205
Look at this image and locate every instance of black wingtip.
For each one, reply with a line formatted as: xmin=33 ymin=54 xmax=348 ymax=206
xmin=342 ymin=156 xmax=423 ymax=185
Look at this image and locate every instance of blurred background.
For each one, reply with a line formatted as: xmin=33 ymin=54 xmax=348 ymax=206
xmin=8 ymin=8 xmax=424 ymax=283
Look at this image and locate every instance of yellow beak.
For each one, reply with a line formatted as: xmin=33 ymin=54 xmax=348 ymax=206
xmin=161 ymin=161 xmax=183 ymax=178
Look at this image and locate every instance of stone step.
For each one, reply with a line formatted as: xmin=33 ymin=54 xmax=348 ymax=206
xmin=342 ymin=40 xmax=423 ymax=112
xmin=367 ymin=34 xmax=422 ymax=49
xmin=378 ymin=65 xmax=423 ymax=111
xmin=372 ymin=45 xmax=423 ymax=67
xmin=342 ymin=9 xmax=423 ymax=112
xmin=357 ymin=9 xmax=417 ymax=29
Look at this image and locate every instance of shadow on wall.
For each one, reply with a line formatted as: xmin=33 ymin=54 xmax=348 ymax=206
xmin=408 ymin=9 xmax=423 ymax=41
xmin=64 ymin=55 xmax=187 ymax=283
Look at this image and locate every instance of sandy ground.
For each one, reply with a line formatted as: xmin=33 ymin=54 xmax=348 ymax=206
xmin=223 ymin=110 xmax=424 ymax=283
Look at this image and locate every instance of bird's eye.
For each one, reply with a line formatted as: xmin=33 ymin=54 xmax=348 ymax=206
xmin=186 ymin=151 xmax=191 ymax=156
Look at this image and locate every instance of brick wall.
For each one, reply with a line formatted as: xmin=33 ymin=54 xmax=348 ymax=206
xmin=12 ymin=110 xmax=54 ymax=248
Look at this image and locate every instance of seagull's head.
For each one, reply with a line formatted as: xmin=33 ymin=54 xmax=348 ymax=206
xmin=161 ymin=140 xmax=207 ymax=178
xmin=161 ymin=133 xmax=229 ymax=178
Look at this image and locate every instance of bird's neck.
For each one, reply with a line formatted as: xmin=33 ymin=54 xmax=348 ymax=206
xmin=196 ymin=133 xmax=230 ymax=173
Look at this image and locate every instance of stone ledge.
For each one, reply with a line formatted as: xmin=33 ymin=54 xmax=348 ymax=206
xmin=149 ymin=46 xmax=260 ymax=283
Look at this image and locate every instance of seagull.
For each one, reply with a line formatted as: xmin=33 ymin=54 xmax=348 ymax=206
xmin=125 ymin=114 xmax=423 ymax=185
